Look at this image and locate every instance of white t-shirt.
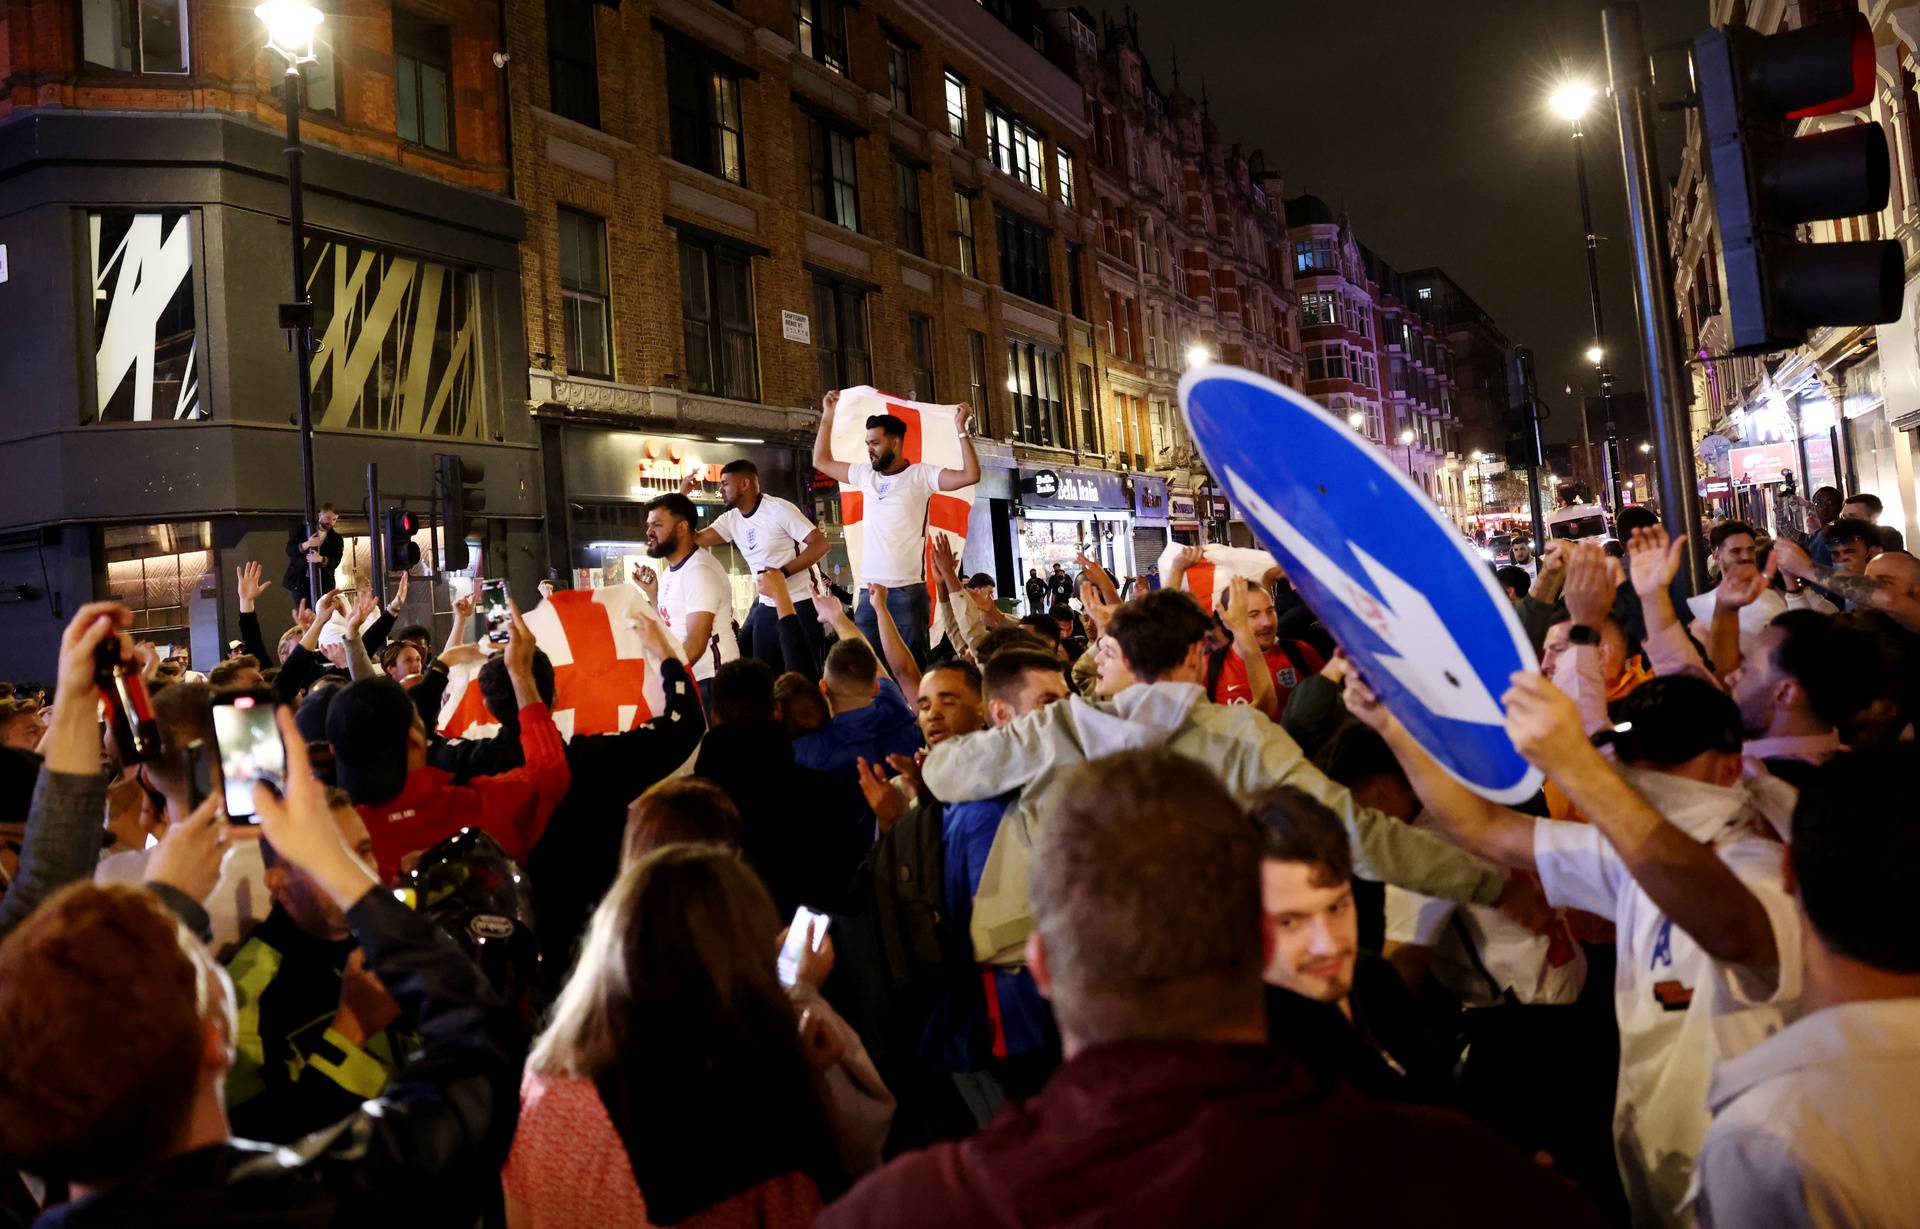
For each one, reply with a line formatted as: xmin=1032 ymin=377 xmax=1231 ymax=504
xmin=1531 ymin=769 xmax=1803 ymax=1229
xmin=1385 ymin=879 xmax=1586 ymax=1011
xmin=96 ymin=838 xmax=269 ymax=959
xmin=709 ymin=495 xmax=819 ymax=607
xmin=1684 ymin=586 xmax=1834 ymax=660
xmin=657 ymin=548 xmax=738 ymax=681
xmin=846 ymin=461 xmax=939 ymax=586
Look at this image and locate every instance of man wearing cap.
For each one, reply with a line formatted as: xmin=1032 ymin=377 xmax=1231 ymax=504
xmin=329 ymin=598 xmax=570 ymax=882
xmin=1349 ymin=673 xmax=1802 ymax=1228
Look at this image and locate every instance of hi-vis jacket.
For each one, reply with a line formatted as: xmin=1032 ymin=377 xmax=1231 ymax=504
xmin=921 ymin=681 xmax=1512 ymax=964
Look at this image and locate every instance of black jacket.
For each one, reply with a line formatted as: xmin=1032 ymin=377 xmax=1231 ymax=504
xmin=693 ymin=719 xmax=864 ymax=917
xmin=38 ymin=891 xmax=524 ymax=1229
xmin=284 ymin=526 xmax=344 ymax=596
xmin=1264 ymin=951 xmax=1460 ymax=1108
xmin=427 ymin=659 xmax=706 ymax=994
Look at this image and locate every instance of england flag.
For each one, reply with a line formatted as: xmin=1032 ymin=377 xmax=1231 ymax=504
xmin=437 ymin=585 xmax=675 ymax=742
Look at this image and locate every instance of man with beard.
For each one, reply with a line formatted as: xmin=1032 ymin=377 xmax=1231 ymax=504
xmin=812 ymin=391 xmax=981 ymax=667
xmin=638 ymin=493 xmax=739 ymax=710
xmin=681 ymin=459 xmax=830 ymax=670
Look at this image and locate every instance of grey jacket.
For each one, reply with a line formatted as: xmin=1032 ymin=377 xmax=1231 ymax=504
xmin=922 ymin=681 xmax=1510 ymax=963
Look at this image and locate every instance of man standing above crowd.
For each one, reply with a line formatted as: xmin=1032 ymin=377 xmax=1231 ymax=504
xmin=681 ymin=459 xmax=829 ymax=671
xmin=812 ymin=391 xmax=980 ymax=667
xmin=284 ymin=504 xmax=343 ymax=607
xmin=638 ymin=492 xmax=739 ymax=698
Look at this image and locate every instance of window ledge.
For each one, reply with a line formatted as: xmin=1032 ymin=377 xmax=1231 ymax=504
xmin=533 ymin=107 xmax=635 ymax=151
xmin=659 ymin=154 xmax=773 ymax=207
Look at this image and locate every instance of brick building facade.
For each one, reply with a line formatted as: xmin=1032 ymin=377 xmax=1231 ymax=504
xmin=0 ymin=0 xmax=534 ymax=675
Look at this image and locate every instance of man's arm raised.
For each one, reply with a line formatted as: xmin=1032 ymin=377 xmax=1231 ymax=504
xmin=813 ymin=390 xmax=852 ymax=484
xmin=935 ymin=401 xmax=982 ymax=492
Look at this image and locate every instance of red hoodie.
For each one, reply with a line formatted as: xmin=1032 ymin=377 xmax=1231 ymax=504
xmin=359 ymin=702 xmax=571 ymax=882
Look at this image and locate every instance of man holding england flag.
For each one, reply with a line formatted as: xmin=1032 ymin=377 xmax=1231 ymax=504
xmin=812 ymin=389 xmax=980 ymax=667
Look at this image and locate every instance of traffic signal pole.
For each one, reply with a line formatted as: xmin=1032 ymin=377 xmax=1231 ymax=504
xmin=366 ymin=463 xmax=384 ymax=588
xmin=1569 ymin=114 xmax=1626 ymax=516
xmin=1605 ymin=4 xmax=1710 ymax=590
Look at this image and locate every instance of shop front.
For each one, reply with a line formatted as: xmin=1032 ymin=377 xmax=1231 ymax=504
xmin=1131 ymin=475 xmax=1171 ymax=587
xmin=1169 ymin=493 xmax=1201 ymax=545
xmin=1015 ymin=465 xmax=1135 ymax=590
xmin=543 ymin=422 xmax=811 ymax=619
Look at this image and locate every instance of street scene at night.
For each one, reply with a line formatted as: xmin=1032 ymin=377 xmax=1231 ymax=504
xmin=1 ymin=0 xmax=1918 ymax=1224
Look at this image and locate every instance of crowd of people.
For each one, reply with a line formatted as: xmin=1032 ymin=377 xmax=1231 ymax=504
xmin=0 ymin=403 xmax=1916 ymax=1227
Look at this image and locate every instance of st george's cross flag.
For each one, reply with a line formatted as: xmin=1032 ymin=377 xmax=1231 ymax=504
xmin=437 ymin=585 xmax=675 ymax=742
xmin=829 ymin=386 xmax=977 ymax=643
xmin=1157 ymin=541 xmax=1282 ymax=614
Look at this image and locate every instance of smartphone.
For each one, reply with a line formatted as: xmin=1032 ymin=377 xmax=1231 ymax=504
xmin=776 ymin=905 xmax=831 ymax=988
xmin=211 ymin=690 xmax=286 ymax=822
xmin=478 ymin=578 xmax=511 ymax=645
xmin=1780 ymin=468 xmax=1798 ymax=496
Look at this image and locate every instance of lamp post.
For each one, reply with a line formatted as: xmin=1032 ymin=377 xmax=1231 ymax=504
xmin=1551 ymin=81 xmax=1625 ymax=517
xmin=258 ymin=0 xmax=326 ymax=603
xmin=1398 ymin=427 xmax=1416 ymax=479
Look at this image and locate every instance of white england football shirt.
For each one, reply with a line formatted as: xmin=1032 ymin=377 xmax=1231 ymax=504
xmin=657 ymin=548 xmax=738 ymax=681
xmin=846 ymin=461 xmax=938 ymax=587
xmin=709 ymin=495 xmax=818 ymax=607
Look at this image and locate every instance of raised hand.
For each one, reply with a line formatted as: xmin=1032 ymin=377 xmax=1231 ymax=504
xmin=821 ymin=389 xmax=840 ymax=418
xmin=453 ymin=592 xmax=475 ymax=621
xmin=1562 ymin=543 xmax=1614 ymax=630
xmin=1625 ymin=525 xmax=1683 ymax=600
xmin=815 ymin=588 xmax=848 ymax=628
xmin=389 ymin=570 xmax=411 ymax=611
xmin=1715 ymin=553 xmax=1779 ymax=612
xmin=854 ymin=756 xmax=906 ymax=831
xmin=294 ymin=598 xmax=315 ymax=631
xmin=348 ymin=589 xmax=379 ymax=632
xmin=1768 ymin=537 xmax=1813 ymax=580
xmin=1339 ymin=659 xmax=1396 ymax=735
xmin=1503 ymin=671 xmax=1591 ymax=768
xmin=143 ymin=793 xmax=244 ymax=904
xmin=334 ymin=948 xmax=401 ymax=1046
xmin=632 ymin=563 xmax=658 ymax=605
xmin=503 ymin=597 xmax=537 ymax=675
xmin=236 ymin=561 xmax=272 ymax=613
xmin=953 ymin=400 xmax=975 ymax=433
xmin=536 ymin=579 xmax=554 ymax=602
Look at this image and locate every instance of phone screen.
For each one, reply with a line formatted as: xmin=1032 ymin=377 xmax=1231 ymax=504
xmin=776 ymin=905 xmax=830 ymax=988
xmin=212 ymin=692 xmax=286 ymax=821
xmin=478 ymin=578 xmax=511 ymax=644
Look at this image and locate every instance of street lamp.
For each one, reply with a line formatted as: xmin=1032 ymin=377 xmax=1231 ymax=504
xmin=1398 ymin=427 xmax=1416 ymax=478
xmin=258 ymin=0 xmax=326 ymax=603
xmin=1185 ymin=343 xmax=1212 ymax=368
xmin=1347 ymin=410 xmax=1365 ymax=431
xmin=1550 ymin=75 xmax=1624 ymax=517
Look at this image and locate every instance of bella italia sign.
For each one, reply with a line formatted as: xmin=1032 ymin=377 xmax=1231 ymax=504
xmin=1020 ymin=466 xmax=1127 ymax=509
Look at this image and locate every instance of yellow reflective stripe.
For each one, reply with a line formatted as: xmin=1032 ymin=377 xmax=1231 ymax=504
xmin=222 ymin=937 xmax=284 ymax=1107
xmin=310 ymin=1027 xmax=392 ymax=1100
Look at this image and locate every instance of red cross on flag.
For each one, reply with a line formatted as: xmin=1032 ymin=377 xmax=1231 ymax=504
xmin=829 ymin=386 xmax=976 ymax=641
xmin=1158 ymin=541 xmax=1281 ymax=614
xmin=437 ymin=586 xmax=672 ymax=742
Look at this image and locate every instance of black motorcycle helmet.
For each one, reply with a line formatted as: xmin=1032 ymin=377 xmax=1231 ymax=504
xmin=405 ymin=828 xmax=541 ymax=1019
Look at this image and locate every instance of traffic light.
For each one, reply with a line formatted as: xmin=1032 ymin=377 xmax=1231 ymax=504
xmin=434 ymin=453 xmax=485 ymax=572
xmin=384 ymin=507 xmax=421 ymax=572
xmin=1694 ymin=12 xmax=1902 ymax=352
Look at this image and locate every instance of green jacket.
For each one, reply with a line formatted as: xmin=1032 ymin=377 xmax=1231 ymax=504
xmin=921 ymin=681 xmax=1511 ymax=964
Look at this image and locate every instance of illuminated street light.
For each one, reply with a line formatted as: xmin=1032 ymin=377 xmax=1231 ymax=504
xmin=1347 ymin=411 xmax=1365 ymax=430
xmin=1550 ymin=81 xmax=1595 ymax=121
xmin=1585 ymin=344 xmax=1604 ymax=364
xmin=1185 ymin=344 xmax=1212 ymax=368
xmin=256 ymin=0 xmax=322 ymax=62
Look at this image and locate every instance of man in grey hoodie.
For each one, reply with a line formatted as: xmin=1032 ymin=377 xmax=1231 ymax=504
xmin=921 ymin=589 xmax=1524 ymax=967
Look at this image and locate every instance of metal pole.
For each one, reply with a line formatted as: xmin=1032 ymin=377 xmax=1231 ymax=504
xmin=1570 ymin=114 xmax=1625 ymax=514
xmin=1514 ymin=346 xmax=1549 ymax=555
xmin=1605 ymin=3 xmax=1708 ymax=589
xmin=284 ymin=64 xmax=322 ymax=603
xmin=366 ymin=462 xmax=383 ymax=594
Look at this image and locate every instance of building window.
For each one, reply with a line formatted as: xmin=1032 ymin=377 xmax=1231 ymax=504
xmin=88 ymin=211 xmax=202 ymax=422
xmin=666 ymin=45 xmax=745 ymax=185
xmin=793 ymin=0 xmax=847 ymax=74
xmin=945 ymin=71 xmax=969 ymax=141
xmin=1306 ymin=343 xmax=1347 ymax=383
xmin=909 ymin=312 xmax=936 ymax=401
xmin=886 ymin=38 xmax=914 ymax=116
xmin=801 ymin=114 xmax=861 ymax=229
xmin=1144 ymin=304 xmax=1159 ymax=368
xmin=1139 ymin=214 xmax=1159 ymax=276
xmin=1416 ymin=286 xmax=1433 ymax=300
xmin=81 ymin=0 xmax=189 ymax=74
xmin=1300 ymin=291 xmax=1337 ymax=326
xmin=1294 ymin=236 xmax=1336 ymax=275
xmin=546 ymin=0 xmax=599 ymax=128
xmin=812 ymin=275 xmax=871 ymax=395
xmin=1006 ymin=335 xmax=1066 ymax=447
xmin=104 ymin=522 xmax=213 ymax=636
xmin=305 ymin=232 xmax=487 ymax=437
xmin=393 ymin=9 xmax=454 ymax=153
xmin=1065 ymin=240 xmax=1086 ymax=320
xmin=895 ymin=159 xmax=924 ymax=256
xmin=995 ymin=205 xmax=1052 ymax=306
xmin=559 ymin=207 xmax=613 ymax=380
xmin=1055 ymin=148 xmax=1075 ymax=207
xmin=986 ymin=101 xmax=1046 ymax=192
xmin=678 ymin=236 xmax=759 ymax=401
xmin=1076 ymin=362 xmax=1098 ymax=453
xmin=954 ymin=190 xmax=977 ymax=277
xmin=968 ymin=329 xmax=991 ymax=436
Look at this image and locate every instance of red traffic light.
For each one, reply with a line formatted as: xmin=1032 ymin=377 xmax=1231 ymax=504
xmin=1784 ymin=15 xmax=1873 ymax=119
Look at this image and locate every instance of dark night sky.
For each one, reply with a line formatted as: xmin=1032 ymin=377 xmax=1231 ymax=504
xmin=1119 ymin=0 xmax=1704 ymax=443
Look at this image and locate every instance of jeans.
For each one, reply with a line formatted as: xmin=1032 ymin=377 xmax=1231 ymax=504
xmin=740 ymin=598 xmax=826 ymax=675
xmin=854 ymin=584 xmax=931 ymax=669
